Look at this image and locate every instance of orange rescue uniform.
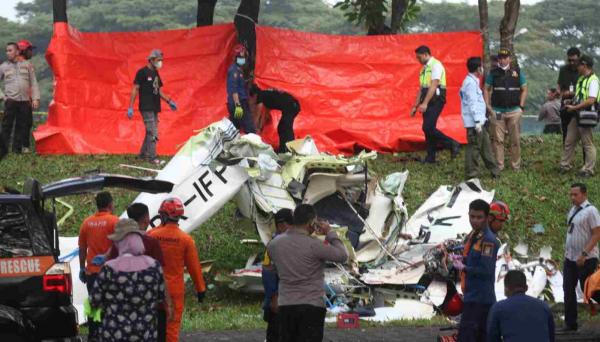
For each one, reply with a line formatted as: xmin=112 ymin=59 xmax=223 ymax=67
xmin=148 ymin=222 xmax=206 ymax=342
xmin=78 ymin=211 xmax=118 ymax=274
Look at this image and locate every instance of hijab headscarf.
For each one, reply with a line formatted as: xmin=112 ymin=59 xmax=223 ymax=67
xmin=105 ymin=233 xmax=155 ymax=272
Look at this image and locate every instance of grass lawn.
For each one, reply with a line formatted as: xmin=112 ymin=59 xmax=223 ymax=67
xmin=1 ymin=133 xmax=599 ymax=331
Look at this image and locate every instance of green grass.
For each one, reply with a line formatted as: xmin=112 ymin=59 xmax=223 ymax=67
xmin=1 ymin=133 xmax=599 ymax=331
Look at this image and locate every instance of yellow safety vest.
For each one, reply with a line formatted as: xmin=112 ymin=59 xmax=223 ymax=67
xmin=419 ymin=57 xmax=447 ymax=89
xmin=576 ymin=73 xmax=600 ymax=103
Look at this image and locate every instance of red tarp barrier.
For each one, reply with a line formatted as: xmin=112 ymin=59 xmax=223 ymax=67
xmin=255 ymin=27 xmax=481 ymax=154
xmin=35 ymin=23 xmax=237 ymax=154
xmin=36 ymin=23 xmax=481 ymax=155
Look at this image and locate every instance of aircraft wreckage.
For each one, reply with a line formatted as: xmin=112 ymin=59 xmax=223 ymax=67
xmin=59 ymin=118 xmax=568 ymax=323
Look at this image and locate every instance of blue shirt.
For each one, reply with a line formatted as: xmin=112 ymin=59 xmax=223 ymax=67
xmin=460 ymin=73 xmax=487 ymax=128
xmin=226 ymin=63 xmax=248 ymax=104
xmin=487 ymin=293 xmax=555 ymax=342
xmin=485 ymin=68 xmax=527 ymax=113
xmin=463 ymin=226 xmax=499 ymax=304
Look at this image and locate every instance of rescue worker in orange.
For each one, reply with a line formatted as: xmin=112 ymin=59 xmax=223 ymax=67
xmin=147 ymin=197 xmax=206 ymax=342
xmin=78 ymin=191 xmax=119 ymax=342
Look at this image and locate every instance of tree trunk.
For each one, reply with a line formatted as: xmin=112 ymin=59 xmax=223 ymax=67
xmin=234 ymin=0 xmax=260 ymax=70
xmin=197 ymin=0 xmax=218 ymax=27
xmin=366 ymin=0 xmax=390 ymax=35
xmin=390 ymin=0 xmax=409 ymax=34
xmin=53 ymin=0 xmax=68 ymax=23
xmin=499 ymin=0 xmax=520 ymax=54
xmin=478 ymin=0 xmax=490 ymax=72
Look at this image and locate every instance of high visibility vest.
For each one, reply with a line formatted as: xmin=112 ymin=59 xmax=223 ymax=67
xmin=419 ymin=57 xmax=447 ymax=89
xmin=576 ymin=73 xmax=600 ymax=103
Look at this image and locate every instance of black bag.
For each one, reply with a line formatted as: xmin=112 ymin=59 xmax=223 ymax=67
xmin=577 ymin=109 xmax=599 ymax=127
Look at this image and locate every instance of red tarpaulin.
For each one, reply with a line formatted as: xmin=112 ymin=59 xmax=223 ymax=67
xmin=255 ymin=26 xmax=481 ymax=154
xmin=35 ymin=23 xmax=237 ymax=154
xmin=35 ymin=23 xmax=481 ymax=155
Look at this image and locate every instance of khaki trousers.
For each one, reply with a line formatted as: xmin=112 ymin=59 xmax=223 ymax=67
xmin=490 ymin=109 xmax=522 ymax=170
xmin=560 ymin=119 xmax=597 ymax=174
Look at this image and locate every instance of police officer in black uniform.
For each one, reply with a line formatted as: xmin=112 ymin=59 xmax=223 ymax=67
xmin=251 ymin=84 xmax=300 ymax=153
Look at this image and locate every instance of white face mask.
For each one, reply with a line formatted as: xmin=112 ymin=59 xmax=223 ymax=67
xmin=236 ymin=57 xmax=246 ymax=66
xmin=153 ymin=60 xmax=163 ymax=69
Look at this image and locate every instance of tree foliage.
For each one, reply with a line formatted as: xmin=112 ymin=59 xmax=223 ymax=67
xmin=334 ymin=0 xmax=420 ymax=34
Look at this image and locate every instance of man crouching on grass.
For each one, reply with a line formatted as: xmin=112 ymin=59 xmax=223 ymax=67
xmin=268 ymin=204 xmax=348 ymax=342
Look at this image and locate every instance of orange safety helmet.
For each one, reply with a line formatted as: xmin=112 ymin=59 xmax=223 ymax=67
xmin=158 ymin=197 xmax=185 ymax=219
xmin=17 ymin=39 xmax=34 ymax=51
xmin=442 ymin=293 xmax=463 ymax=317
xmin=490 ymin=201 xmax=510 ymax=222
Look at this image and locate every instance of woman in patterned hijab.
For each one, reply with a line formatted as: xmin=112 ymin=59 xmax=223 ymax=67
xmin=91 ymin=220 xmax=165 ymax=341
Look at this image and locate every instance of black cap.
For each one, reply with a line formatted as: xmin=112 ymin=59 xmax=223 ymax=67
xmin=580 ymin=55 xmax=594 ymax=68
xmin=274 ymin=208 xmax=294 ymax=225
xmin=497 ymin=48 xmax=511 ymax=57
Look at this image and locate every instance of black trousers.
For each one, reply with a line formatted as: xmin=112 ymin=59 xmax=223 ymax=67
xmin=277 ymin=101 xmax=300 ymax=153
xmin=543 ymin=124 xmax=562 ymax=134
xmin=264 ymin=309 xmax=280 ymax=342
xmin=422 ymin=99 xmax=456 ymax=161
xmin=457 ymin=302 xmax=491 ymax=342
xmin=157 ymin=307 xmax=167 ymax=342
xmin=278 ymin=304 xmax=326 ymax=342
xmin=228 ymin=99 xmax=256 ymax=134
xmin=563 ymin=258 xmax=598 ymax=329
xmin=1 ymin=100 xmax=33 ymax=152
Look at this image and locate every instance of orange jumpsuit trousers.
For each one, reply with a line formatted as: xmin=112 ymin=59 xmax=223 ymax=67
xmin=148 ymin=222 xmax=206 ymax=342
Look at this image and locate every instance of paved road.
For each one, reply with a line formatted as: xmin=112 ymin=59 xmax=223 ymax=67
xmin=181 ymin=324 xmax=600 ymax=342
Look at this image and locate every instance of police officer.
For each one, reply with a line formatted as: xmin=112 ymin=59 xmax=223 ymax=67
xmin=0 ymin=42 xmax=40 ymax=155
xmin=411 ymin=45 xmax=460 ymax=163
xmin=560 ymin=55 xmax=598 ymax=178
xmin=227 ymin=44 xmax=256 ymax=134
xmin=452 ymin=199 xmax=499 ymax=342
xmin=251 ymin=84 xmax=300 ymax=153
xmin=484 ymin=48 xmax=528 ymax=171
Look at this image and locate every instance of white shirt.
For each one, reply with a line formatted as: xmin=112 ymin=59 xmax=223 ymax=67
xmin=565 ymin=200 xmax=600 ymax=261
xmin=589 ymin=78 xmax=599 ymax=99
xmin=460 ymin=73 xmax=487 ymax=128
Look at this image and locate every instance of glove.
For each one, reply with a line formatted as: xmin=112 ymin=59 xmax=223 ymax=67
xmin=127 ymin=107 xmax=134 ymax=119
xmin=168 ymin=100 xmax=177 ymax=111
xmin=452 ymin=259 xmax=466 ymax=271
xmin=79 ymin=270 xmax=87 ymax=284
xmin=475 ymin=122 xmax=483 ymax=133
xmin=234 ymin=105 xmax=244 ymax=119
xmin=197 ymin=291 xmax=206 ymax=303
xmin=91 ymin=254 xmax=106 ymax=266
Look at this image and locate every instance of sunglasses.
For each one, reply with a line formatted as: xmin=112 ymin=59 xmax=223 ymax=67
xmin=568 ymin=59 xmax=578 ymax=63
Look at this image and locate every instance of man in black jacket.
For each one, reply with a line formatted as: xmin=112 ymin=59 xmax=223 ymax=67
xmin=251 ymin=84 xmax=300 ymax=153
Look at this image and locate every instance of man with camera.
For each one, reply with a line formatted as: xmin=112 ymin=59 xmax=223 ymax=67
xmin=560 ymin=55 xmax=598 ymax=178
